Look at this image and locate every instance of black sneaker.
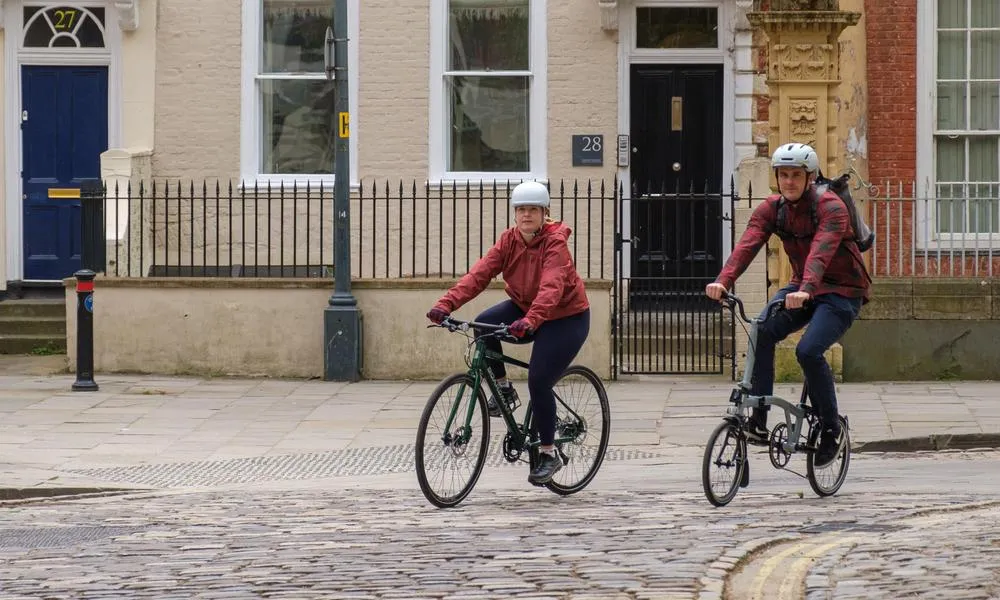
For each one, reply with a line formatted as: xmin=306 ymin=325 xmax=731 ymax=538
xmin=814 ymin=425 xmax=843 ymax=468
xmin=528 ymin=451 xmax=562 ymax=485
xmin=745 ymin=411 xmax=770 ymax=446
xmin=487 ymin=384 xmax=520 ymax=417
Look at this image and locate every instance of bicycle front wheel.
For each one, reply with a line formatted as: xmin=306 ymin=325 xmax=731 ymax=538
xmin=415 ymin=373 xmax=490 ymax=508
xmin=543 ymin=365 xmax=611 ymax=496
xmin=702 ymin=420 xmax=747 ymax=507
xmin=806 ymin=415 xmax=851 ymax=497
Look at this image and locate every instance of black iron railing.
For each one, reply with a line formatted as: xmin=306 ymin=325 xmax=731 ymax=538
xmin=81 ymin=178 xmax=620 ymax=280
xmin=613 ymin=176 xmax=739 ymax=376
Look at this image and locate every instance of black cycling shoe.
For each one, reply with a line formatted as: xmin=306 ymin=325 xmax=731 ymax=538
xmin=486 ymin=384 xmax=520 ymax=418
xmin=528 ymin=451 xmax=563 ymax=486
xmin=814 ymin=425 xmax=843 ymax=468
xmin=745 ymin=412 xmax=770 ymax=446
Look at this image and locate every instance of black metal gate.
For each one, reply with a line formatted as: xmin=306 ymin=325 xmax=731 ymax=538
xmin=613 ymin=178 xmax=738 ymax=376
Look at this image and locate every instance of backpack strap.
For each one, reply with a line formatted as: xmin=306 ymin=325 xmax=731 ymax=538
xmin=808 ymin=193 xmax=819 ymax=231
xmin=774 ymin=191 xmax=817 ymax=241
xmin=773 ymin=196 xmax=793 ymax=240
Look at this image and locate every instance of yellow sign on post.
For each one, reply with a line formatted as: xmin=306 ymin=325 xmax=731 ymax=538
xmin=338 ymin=112 xmax=350 ymax=138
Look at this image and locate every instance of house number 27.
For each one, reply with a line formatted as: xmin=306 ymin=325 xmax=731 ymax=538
xmin=53 ymin=9 xmax=79 ymax=30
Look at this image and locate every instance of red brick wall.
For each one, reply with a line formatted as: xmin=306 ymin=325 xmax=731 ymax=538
xmin=865 ymin=0 xmax=920 ymax=276
xmin=865 ymin=0 xmax=918 ymax=182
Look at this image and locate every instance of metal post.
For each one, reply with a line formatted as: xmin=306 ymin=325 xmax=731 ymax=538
xmin=323 ymin=0 xmax=362 ymax=381
xmin=72 ymin=270 xmax=99 ymax=391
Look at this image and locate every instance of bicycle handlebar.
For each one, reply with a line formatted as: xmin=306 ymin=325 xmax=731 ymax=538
xmin=720 ymin=292 xmax=752 ymax=323
xmin=430 ymin=316 xmax=513 ymax=337
xmin=720 ymin=291 xmax=788 ymax=324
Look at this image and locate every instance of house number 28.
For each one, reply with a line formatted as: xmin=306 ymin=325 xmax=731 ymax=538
xmin=580 ymin=136 xmax=602 ymax=152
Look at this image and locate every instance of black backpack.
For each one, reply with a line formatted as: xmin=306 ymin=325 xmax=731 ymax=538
xmin=775 ymin=170 xmax=875 ymax=252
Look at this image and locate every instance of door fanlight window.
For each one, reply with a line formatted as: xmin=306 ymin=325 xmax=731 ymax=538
xmin=23 ymin=5 xmax=107 ymax=48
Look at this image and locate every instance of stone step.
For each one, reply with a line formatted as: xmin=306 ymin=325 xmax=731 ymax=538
xmin=0 ymin=317 xmax=66 ymax=336
xmin=615 ymin=311 xmax=734 ymax=336
xmin=0 ymin=299 xmax=65 ymax=319
xmin=617 ymin=354 xmax=733 ymax=376
xmin=0 ymin=334 xmax=66 ymax=355
xmin=616 ymin=334 xmax=735 ymax=356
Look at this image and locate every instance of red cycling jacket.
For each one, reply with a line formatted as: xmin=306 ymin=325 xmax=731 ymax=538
xmin=433 ymin=221 xmax=589 ymax=330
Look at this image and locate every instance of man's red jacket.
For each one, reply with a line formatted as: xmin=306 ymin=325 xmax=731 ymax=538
xmin=716 ymin=187 xmax=871 ymax=302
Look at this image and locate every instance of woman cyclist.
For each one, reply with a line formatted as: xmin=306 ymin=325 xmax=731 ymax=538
xmin=426 ymin=181 xmax=591 ymax=485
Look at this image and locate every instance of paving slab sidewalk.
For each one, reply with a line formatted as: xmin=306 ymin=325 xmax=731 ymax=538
xmin=0 ymin=356 xmax=998 ymax=491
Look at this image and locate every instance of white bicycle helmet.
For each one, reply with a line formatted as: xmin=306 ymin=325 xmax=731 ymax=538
xmin=510 ymin=181 xmax=550 ymax=208
xmin=771 ymin=143 xmax=819 ymax=173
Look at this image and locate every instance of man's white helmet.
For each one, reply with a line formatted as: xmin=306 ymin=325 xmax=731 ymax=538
xmin=510 ymin=181 xmax=550 ymax=208
xmin=771 ymin=143 xmax=819 ymax=173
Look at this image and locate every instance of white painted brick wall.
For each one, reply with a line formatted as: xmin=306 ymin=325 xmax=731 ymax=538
xmin=547 ymin=2 xmax=618 ymax=178
xmin=357 ymin=0 xmax=429 ymax=182
xmin=152 ymin=0 xmax=242 ymax=180
xmin=547 ymin=2 xmax=619 ymax=279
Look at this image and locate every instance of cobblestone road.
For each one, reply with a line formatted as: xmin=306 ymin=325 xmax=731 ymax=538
xmin=2 ymin=369 xmax=1000 ymax=598
xmin=1 ymin=453 xmax=999 ymax=599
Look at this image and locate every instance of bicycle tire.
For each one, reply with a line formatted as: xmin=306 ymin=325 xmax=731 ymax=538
xmin=806 ymin=415 xmax=851 ymax=497
xmin=702 ymin=420 xmax=747 ymax=507
xmin=415 ymin=373 xmax=490 ymax=508
xmin=543 ymin=365 xmax=611 ymax=496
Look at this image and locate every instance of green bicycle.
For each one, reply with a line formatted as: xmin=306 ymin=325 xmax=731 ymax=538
xmin=415 ymin=316 xmax=612 ymax=508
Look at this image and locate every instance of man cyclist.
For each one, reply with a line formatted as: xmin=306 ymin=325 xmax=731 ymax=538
xmin=705 ymin=143 xmax=871 ymax=467
xmin=426 ymin=181 xmax=591 ymax=485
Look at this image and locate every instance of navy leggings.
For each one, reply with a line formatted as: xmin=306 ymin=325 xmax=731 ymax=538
xmin=474 ymin=300 xmax=590 ymax=446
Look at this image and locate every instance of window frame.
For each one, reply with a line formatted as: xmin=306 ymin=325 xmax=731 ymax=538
xmin=428 ymin=0 xmax=547 ymax=184
xmin=632 ymin=2 xmax=722 ymax=56
xmin=240 ymin=0 xmax=359 ymax=187
xmin=917 ymin=0 xmax=1000 ymax=245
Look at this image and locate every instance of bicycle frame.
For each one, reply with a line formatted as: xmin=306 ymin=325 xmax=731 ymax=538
xmin=726 ymin=295 xmax=815 ymax=454
xmin=439 ymin=321 xmax=586 ymax=451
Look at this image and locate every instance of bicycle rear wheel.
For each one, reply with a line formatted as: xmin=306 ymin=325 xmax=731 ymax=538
xmin=415 ymin=373 xmax=490 ymax=508
xmin=542 ymin=365 xmax=611 ymax=496
xmin=702 ymin=420 xmax=747 ymax=507
xmin=806 ymin=415 xmax=851 ymax=497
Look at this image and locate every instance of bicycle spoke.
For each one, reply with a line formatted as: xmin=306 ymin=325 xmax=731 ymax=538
xmin=415 ymin=374 xmax=489 ymax=508
xmin=544 ymin=366 xmax=610 ymax=495
xmin=702 ymin=422 xmax=745 ymax=506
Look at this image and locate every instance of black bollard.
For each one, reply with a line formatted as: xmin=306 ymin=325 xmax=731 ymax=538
xmin=72 ymin=269 xmax=99 ymax=392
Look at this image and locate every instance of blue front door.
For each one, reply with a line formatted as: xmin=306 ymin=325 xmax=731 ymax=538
xmin=21 ymin=65 xmax=108 ymax=281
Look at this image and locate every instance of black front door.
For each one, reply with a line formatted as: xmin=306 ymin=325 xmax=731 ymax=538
xmin=629 ymin=64 xmax=724 ymax=301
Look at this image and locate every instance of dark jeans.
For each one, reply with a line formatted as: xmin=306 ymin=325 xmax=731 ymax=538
xmin=475 ymin=300 xmax=590 ymax=446
xmin=751 ymin=284 xmax=863 ymax=429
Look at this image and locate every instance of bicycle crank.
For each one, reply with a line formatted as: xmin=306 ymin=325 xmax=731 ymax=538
xmin=768 ymin=423 xmax=792 ymax=468
xmin=501 ymin=433 xmax=523 ymax=463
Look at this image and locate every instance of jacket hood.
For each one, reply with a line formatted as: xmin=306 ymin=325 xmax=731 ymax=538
xmin=537 ymin=220 xmax=572 ymax=242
